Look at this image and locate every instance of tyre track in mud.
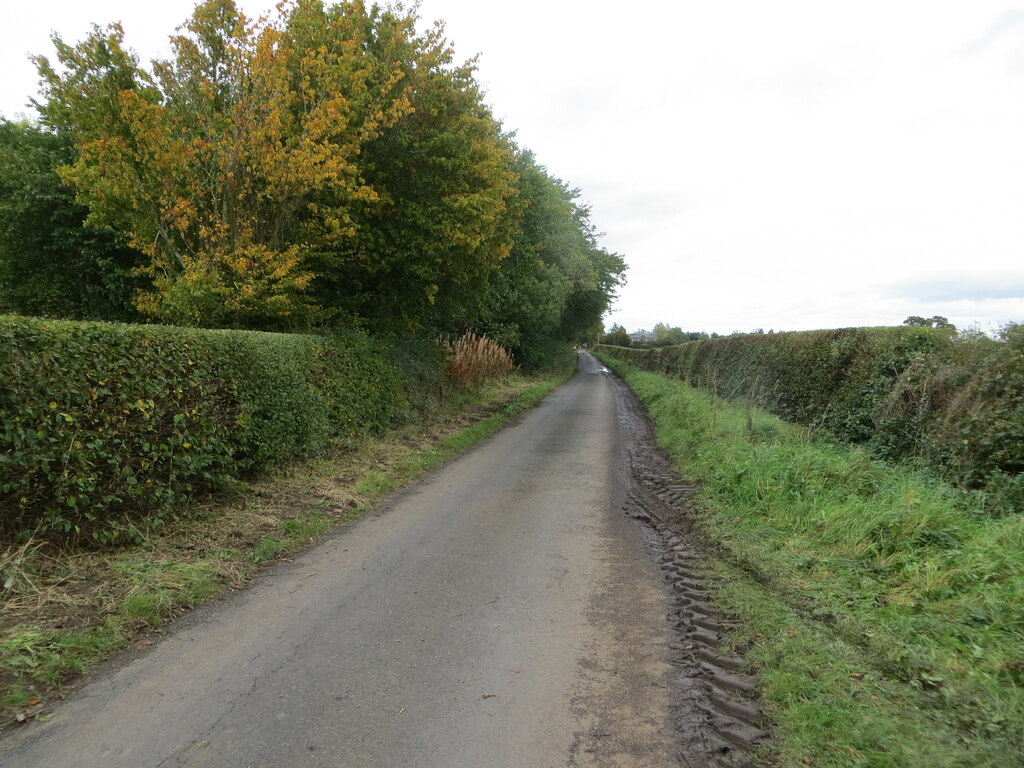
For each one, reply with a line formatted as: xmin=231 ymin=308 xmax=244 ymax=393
xmin=609 ymin=366 xmax=773 ymax=768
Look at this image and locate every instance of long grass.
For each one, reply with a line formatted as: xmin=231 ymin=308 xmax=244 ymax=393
xmin=444 ymin=332 xmax=515 ymax=386
xmin=600 ymin=355 xmax=1024 ymax=768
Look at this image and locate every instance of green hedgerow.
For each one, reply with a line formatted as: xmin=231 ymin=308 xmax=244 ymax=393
xmin=0 ymin=316 xmax=409 ymax=543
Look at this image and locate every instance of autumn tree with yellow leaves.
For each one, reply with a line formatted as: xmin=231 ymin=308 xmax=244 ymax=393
xmin=35 ymin=0 xmax=413 ymax=327
xmin=18 ymin=0 xmax=625 ymax=357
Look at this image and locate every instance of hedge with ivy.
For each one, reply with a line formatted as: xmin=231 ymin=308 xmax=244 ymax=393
xmin=0 ymin=315 xmax=407 ymax=542
xmin=596 ymin=325 xmax=1024 ymax=512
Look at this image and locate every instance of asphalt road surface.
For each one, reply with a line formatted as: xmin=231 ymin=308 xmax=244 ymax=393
xmin=0 ymin=352 xmax=680 ymax=768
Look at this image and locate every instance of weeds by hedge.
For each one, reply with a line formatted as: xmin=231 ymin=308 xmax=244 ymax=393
xmin=596 ymin=325 xmax=1023 ymax=512
xmin=0 ymin=315 xmax=406 ymax=543
xmin=444 ymin=333 xmax=515 ymax=387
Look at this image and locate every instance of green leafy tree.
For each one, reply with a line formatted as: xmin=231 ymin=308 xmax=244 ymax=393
xmin=0 ymin=119 xmax=143 ymax=320
xmin=310 ymin=7 xmax=517 ymax=331
xmin=652 ymin=322 xmax=688 ymax=346
xmin=474 ymin=150 xmax=625 ymax=365
xmin=555 ymin=200 xmax=626 ymax=344
xmin=473 ymin=151 xmax=574 ymax=363
xmin=603 ymin=323 xmax=631 ymax=346
xmin=904 ymin=315 xmax=956 ymax=331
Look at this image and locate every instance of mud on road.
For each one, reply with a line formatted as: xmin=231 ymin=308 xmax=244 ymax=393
xmin=608 ymin=363 xmax=772 ymax=768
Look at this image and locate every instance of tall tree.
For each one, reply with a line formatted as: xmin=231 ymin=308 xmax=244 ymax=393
xmin=34 ymin=0 xmax=409 ymax=328
xmin=475 ymin=150 xmax=626 ymax=365
xmin=473 ymin=151 xmax=571 ymax=356
xmin=309 ymin=7 xmax=517 ymax=331
xmin=0 ymin=119 xmax=144 ymax=320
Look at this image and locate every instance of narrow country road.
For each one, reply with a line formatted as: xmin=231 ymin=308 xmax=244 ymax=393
xmin=0 ymin=352 xmax=691 ymax=767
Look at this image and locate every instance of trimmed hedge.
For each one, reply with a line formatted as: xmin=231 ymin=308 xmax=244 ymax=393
xmin=1 ymin=316 xmax=407 ymax=542
xmin=596 ymin=325 xmax=1024 ymax=512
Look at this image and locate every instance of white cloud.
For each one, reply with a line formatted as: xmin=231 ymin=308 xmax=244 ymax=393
xmin=958 ymin=8 xmax=1024 ymax=57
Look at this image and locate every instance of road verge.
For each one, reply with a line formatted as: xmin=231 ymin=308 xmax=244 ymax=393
xmin=599 ymin=353 xmax=1022 ymax=768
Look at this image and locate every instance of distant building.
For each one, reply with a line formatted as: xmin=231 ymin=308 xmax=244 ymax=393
xmin=629 ymin=329 xmax=656 ymax=344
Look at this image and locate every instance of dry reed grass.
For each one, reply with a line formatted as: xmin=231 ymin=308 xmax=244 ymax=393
xmin=444 ymin=333 xmax=514 ymax=386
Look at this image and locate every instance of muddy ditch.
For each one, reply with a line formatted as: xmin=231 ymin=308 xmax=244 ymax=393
xmin=610 ymin=370 xmax=773 ymax=768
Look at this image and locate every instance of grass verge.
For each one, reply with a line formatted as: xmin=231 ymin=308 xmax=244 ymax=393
xmin=598 ymin=354 xmax=1023 ymax=768
xmin=0 ymin=370 xmax=570 ymax=724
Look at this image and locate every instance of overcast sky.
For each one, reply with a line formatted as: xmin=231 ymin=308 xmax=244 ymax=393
xmin=3 ymin=1 xmax=1023 ymax=335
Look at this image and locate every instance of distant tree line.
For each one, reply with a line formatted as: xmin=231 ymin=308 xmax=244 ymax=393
xmin=604 ymin=317 xmax=960 ymax=349
xmin=903 ymin=315 xmax=955 ymax=331
xmin=602 ymin=322 xmax=722 ymax=348
xmin=0 ymin=0 xmax=624 ymax=368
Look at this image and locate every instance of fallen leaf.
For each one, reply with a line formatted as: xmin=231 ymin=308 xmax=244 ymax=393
xmin=850 ymin=673 xmax=865 ymax=681
xmin=13 ymin=702 xmax=46 ymax=724
xmin=482 ymin=693 xmax=497 ymax=699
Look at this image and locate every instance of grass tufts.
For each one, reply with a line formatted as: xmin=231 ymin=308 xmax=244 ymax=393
xmin=444 ymin=332 xmax=515 ymax=386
